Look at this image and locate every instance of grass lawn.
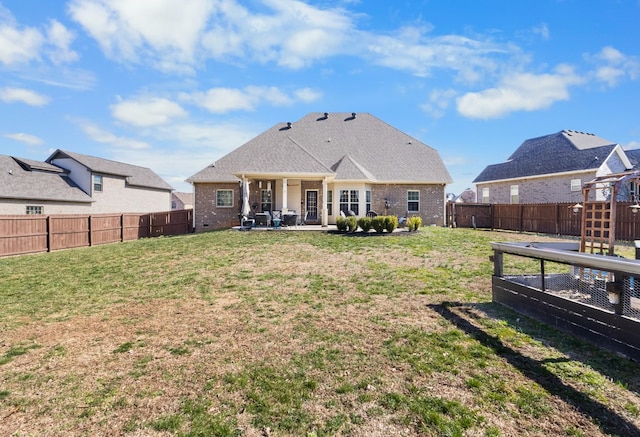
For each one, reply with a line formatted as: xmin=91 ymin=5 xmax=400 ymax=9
xmin=1 ymin=227 xmax=640 ymax=436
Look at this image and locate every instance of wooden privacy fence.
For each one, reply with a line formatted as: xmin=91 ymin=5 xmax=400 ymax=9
xmin=447 ymin=202 xmax=640 ymax=242
xmin=0 ymin=209 xmax=193 ymax=257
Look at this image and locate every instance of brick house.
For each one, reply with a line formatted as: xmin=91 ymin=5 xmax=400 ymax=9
xmin=473 ymin=130 xmax=635 ymax=204
xmin=187 ymin=112 xmax=452 ymax=231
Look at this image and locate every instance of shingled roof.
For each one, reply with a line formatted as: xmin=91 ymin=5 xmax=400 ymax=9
xmin=188 ymin=112 xmax=452 ymax=184
xmin=47 ymin=149 xmax=173 ymax=191
xmin=0 ymin=155 xmax=93 ymax=203
xmin=473 ymin=130 xmax=619 ymax=183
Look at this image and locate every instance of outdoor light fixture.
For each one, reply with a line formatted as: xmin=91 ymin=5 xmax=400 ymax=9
xmin=570 ymin=203 xmax=583 ymax=214
xmin=631 ymin=203 xmax=640 ymax=214
xmin=385 ymin=199 xmax=390 ymax=209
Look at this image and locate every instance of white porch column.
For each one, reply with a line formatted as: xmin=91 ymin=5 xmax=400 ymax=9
xmin=281 ymin=178 xmax=288 ymax=214
xmin=322 ymin=177 xmax=328 ymax=227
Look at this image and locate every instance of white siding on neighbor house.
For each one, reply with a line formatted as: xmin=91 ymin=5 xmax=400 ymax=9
xmin=596 ymin=150 xmax=628 ymax=177
xmin=89 ymin=174 xmax=171 ymax=213
xmin=49 ymin=157 xmax=92 ymax=194
xmin=0 ymin=198 xmax=93 ymax=215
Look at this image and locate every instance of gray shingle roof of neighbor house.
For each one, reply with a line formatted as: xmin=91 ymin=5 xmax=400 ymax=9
xmin=473 ymin=130 xmax=619 ymax=183
xmin=47 ymin=149 xmax=173 ymax=191
xmin=0 ymin=155 xmax=94 ymax=203
xmin=187 ymin=112 xmax=453 ymax=184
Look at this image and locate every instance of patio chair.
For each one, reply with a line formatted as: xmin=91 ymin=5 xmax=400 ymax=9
xmin=366 ymin=210 xmax=378 ymax=219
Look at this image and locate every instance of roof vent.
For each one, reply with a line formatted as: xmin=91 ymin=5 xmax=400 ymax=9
xmin=8 ymin=168 xmax=13 ymax=175
xmin=287 ymin=122 xmax=292 ymax=129
xmin=324 ymin=112 xmax=329 ymax=119
xmin=351 ymin=112 xmax=357 ymax=118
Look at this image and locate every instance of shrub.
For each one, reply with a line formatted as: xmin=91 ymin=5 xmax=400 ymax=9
xmin=372 ymin=216 xmax=386 ymax=233
xmin=407 ymin=216 xmax=422 ymax=231
xmin=346 ymin=216 xmax=358 ymax=232
xmin=358 ymin=217 xmax=372 ymax=232
xmin=336 ymin=216 xmax=348 ymax=231
xmin=384 ymin=215 xmax=398 ymax=233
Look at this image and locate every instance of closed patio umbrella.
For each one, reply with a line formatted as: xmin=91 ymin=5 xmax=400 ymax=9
xmin=242 ymin=180 xmax=251 ymax=217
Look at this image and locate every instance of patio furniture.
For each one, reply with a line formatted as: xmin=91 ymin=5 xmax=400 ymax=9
xmin=283 ymin=212 xmax=297 ymax=226
xmin=255 ymin=212 xmax=271 ymax=227
xmin=240 ymin=216 xmax=254 ymax=230
xmin=366 ymin=210 xmax=378 ymax=219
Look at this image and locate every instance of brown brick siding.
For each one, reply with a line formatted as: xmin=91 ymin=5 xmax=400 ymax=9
xmin=194 ymin=182 xmax=241 ymax=232
xmin=370 ymin=184 xmax=446 ymax=226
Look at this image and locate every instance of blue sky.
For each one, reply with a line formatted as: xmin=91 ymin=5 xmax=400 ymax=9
xmin=1 ymin=0 xmax=639 ymax=194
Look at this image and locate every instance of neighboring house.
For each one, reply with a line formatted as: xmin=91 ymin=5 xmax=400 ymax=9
xmin=0 ymin=155 xmax=94 ymax=214
xmin=187 ymin=112 xmax=452 ymax=231
xmin=172 ymin=192 xmax=193 ymax=210
xmin=47 ymin=149 xmax=173 ymax=214
xmin=0 ymin=150 xmax=173 ymax=215
xmin=452 ymin=188 xmax=477 ymax=203
xmin=473 ymin=130 xmax=633 ymax=204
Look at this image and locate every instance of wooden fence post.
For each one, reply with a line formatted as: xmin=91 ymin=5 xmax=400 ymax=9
xmin=46 ymin=215 xmax=51 ymax=252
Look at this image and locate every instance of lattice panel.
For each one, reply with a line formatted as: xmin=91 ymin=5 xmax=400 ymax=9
xmin=581 ymin=201 xmax=612 ymax=255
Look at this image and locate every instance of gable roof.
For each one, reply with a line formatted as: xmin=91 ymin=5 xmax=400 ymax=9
xmin=0 ymin=155 xmax=93 ymax=203
xmin=473 ymin=130 xmax=619 ymax=183
xmin=47 ymin=149 xmax=173 ymax=191
xmin=188 ymin=112 xmax=452 ymax=184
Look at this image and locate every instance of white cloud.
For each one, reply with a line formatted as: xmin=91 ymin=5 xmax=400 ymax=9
xmin=111 ymin=96 xmax=188 ymax=127
xmin=0 ymin=17 xmax=43 ymax=65
xmin=45 ymin=19 xmax=79 ymax=64
xmin=3 ymin=132 xmax=44 ymax=145
xmin=181 ymin=85 xmax=317 ymax=113
xmin=295 ymin=87 xmax=323 ymax=103
xmin=456 ymin=65 xmax=583 ymax=119
xmin=0 ymin=8 xmax=77 ymax=67
xmin=589 ymin=46 xmax=640 ymax=86
xmin=0 ymin=87 xmax=50 ymax=106
xmin=420 ymin=88 xmax=457 ymax=118
xmin=73 ymin=119 xmax=150 ymax=149
xmin=68 ymin=0 xmax=215 ymax=73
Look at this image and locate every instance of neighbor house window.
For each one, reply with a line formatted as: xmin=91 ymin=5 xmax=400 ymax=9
xmin=366 ymin=190 xmax=371 ymax=213
xmin=482 ymin=187 xmax=490 ymax=203
xmin=407 ymin=190 xmax=420 ymax=212
xmin=339 ymin=190 xmax=359 ymax=215
xmin=216 ymin=189 xmax=233 ymax=207
xmin=510 ymin=185 xmax=519 ymax=204
xmin=93 ymin=174 xmax=103 ymax=192
xmin=327 ymin=190 xmax=333 ymax=216
xmin=571 ymin=179 xmax=582 ymax=192
xmin=26 ymin=205 xmax=42 ymax=215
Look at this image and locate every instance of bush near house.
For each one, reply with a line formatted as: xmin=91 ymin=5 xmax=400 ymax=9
xmin=357 ymin=217 xmax=372 ymax=232
xmin=407 ymin=216 xmax=422 ymax=231
xmin=384 ymin=215 xmax=399 ymax=233
xmin=336 ymin=216 xmax=348 ymax=231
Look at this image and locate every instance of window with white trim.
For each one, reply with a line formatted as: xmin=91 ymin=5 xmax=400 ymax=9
xmin=93 ymin=174 xmax=103 ymax=192
xmin=366 ymin=190 xmax=371 ymax=213
xmin=26 ymin=205 xmax=43 ymax=215
xmin=510 ymin=185 xmax=519 ymax=204
xmin=571 ymin=179 xmax=582 ymax=192
xmin=216 ymin=189 xmax=233 ymax=207
xmin=482 ymin=187 xmax=490 ymax=203
xmin=327 ymin=190 xmax=333 ymax=216
xmin=339 ymin=189 xmax=359 ymax=215
xmin=407 ymin=190 xmax=420 ymax=212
